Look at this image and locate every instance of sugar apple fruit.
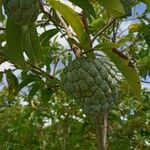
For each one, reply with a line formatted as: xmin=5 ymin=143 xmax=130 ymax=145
xmin=3 ymin=0 xmax=39 ymax=25
xmin=61 ymin=57 xmax=120 ymax=115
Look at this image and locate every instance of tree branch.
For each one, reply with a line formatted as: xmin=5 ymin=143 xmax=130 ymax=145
xmin=26 ymin=62 xmax=54 ymax=80
xmin=0 ymin=27 xmax=6 ymax=31
xmin=141 ymin=79 xmax=150 ymax=84
xmin=56 ymin=11 xmax=81 ymax=58
xmin=95 ymin=111 xmax=108 ymax=150
xmin=92 ymin=18 xmax=116 ymax=43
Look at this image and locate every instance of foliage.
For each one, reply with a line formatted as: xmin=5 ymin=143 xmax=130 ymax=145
xmin=0 ymin=0 xmax=150 ymax=149
xmin=0 ymin=86 xmax=149 ymax=149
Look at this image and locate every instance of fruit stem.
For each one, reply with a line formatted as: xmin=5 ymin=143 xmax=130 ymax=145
xmin=95 ymin=111 xmax=108 ymax=150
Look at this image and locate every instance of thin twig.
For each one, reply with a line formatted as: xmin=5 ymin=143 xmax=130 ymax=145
xmin=26 ymin=62 xmax=54 ymax=80
xmin=141 ymin=79 xmax=150 ymax=84
xmin=92 ymin=18 xmax=116 ymax=43
xmin=0 ymin=27 xmax=6 ymax=31
xmin=52 ymin=50 xmax=66 ymax=76
xmin=38 ymin=0 xmax=62 ymax=29
xmin=56 ymin=11 xmax=81 ymax=58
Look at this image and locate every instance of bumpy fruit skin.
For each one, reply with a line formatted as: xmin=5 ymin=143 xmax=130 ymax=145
xmin=61 ymin=57 xmax=120 ymax=114
xmin=3 ymin=0 xmax=39 ymax=25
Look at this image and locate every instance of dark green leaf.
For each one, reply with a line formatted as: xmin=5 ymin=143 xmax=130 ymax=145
xmin=18 ymin=74 xmax=42 ymax=91
xmin=39 ymin=29 xmax=58 ymax=46
xmin=6 ymin=19 xmax=26 ymax=68
xmin=0 ymin=33 xmax=6 ymax=42
xmin=21 ymin=26 xmax=36 ymax=64
xmin=28 ymin=24 xmax=43 ymax=64
xmin=141 ymin=25 xmax=150 ymax=47
xmin=28 ymin=83 xmax=40 ymax=100
xmin=41 ymin=87 xmax=52 ymax=103
xmin=5 ymin=70 xmax=19 ymax=97
xmin=120 ymin=0 xmax=132 ymax=16
xmin=0 ymin=72 xmax=3 ymax=83
xmin=0 ymin=0 xmax=4 ymax=21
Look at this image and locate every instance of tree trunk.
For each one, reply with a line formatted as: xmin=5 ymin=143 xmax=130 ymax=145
xmin=95 ymin=111 xmax=108 ymax=150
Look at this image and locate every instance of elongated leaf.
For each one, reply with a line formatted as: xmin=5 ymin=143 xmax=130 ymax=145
xmin=28 ymin=24 xmax=43 ymax=63
xmin=41 ymin=87 xmax=52 ymax=103
xmin=98 ymin=0 xmax=125 ymax=17
xmin=28 ymin=83 xmax=41 ymax=100
xmin=69 ymin=0 xmax=96 ymax=17
xmin=141 ymin=25 xmax=150 ymax=47
xmin=120 ymin=0 xmax=132 ymax=16
xmin=21 ymin=26 xmax=36 ymax=64
xmin=6 ymin=19 xmax=26 ymax=67
xmin=0 ymin=33 xmax=6 ymax=42
xmin=0 ymin=72 xmax=3 ymax=83
xmin=48 ymin=0 xmax=94 ymax=57
xmin=18 ymin=74 xmax=41 ymax=91
xmin=6 ymin=70 xmax=19 ymax=97
xmin=95 ymin=42 xmax=141 ymax=98
xmin=0 ymin=0 xmax=4 ymax=21
xmin=40 ymin=29 xmax=58 ymax=46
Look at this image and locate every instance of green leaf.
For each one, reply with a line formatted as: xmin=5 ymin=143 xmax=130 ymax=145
xmin=21 ymin=26 xmax=36 ymax=64
xmin=6 ymin=19 xmax=26 ymax=68
xmin=41 ymin=87 xmax=52 ymax=103
xmin=18 ymin=74 xmax=42 ymax=91
xmin=39 ymin=29 xmax=58 ymax=46
xmin=28 ymin=83 xmax=40 ymax=100
xmin=48 ymin=0 xmax=94 ymax=57
xmin=98 ymin=0 xmax=125 ymax=17
xmin=120 ymin=0 xmax=132 ymax=16
xmin=28 ymin=24 xmax=43 ymax=64
xmin=141 ymin=25 xmax=150 ymax=47
xmin=69 ymin=0 xmax=96 ymax=17
xmin=95 ymin=42 xmax=141 ymax=98
xmin=5 ymin=70 xmax=19 ymax=97
xmin=0 ymin=72 xmax=3 ymax=83
xmin=142 ymin=0 xmax=150 ymax=3
xmin=0 ymin=33 xmax=6 ymax=42
xmin=0 ymin=0 xmax=4 ymax=21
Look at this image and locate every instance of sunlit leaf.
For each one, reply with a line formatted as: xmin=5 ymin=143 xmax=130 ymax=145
xmin=48 ymin=0 xmax=94 ymax=57
xmin=98 ymin=0 xmax=125 ymax=17
xmin=69 ymin=0 xmax=96 ymax=17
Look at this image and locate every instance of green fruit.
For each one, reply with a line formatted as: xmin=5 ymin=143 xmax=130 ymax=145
xmin=3 ymin=0 xmax=39 ymax=25
xmin=61 ymin=57 xmax=120 ymax=115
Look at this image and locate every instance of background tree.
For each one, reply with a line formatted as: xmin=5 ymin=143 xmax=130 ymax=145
xmin=0 ymin=0 xmax=150 ymax=150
